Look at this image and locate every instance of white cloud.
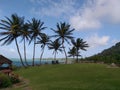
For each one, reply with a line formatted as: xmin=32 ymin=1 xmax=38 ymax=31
xmin=31 ymin=0 xmax=77 ymax=17
xmin=85 ymin=34 xmax=110 ymax=48
xmin=30 ymin=0 xmax=120 ymax=30
xmin=70 ymin=0 xmax=120 ymax=30
xmin=0 ymin=47 xmax=18 ymax=58
xmin=70 ymin=15 xmax=101 ymax=30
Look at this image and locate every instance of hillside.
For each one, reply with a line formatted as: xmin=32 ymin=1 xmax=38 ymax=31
xmin=85 ymin=42 xmax=120 ymax=64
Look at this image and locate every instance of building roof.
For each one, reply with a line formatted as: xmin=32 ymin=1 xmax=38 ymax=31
xmin=0 ymin=55 xmax=12 ymax=66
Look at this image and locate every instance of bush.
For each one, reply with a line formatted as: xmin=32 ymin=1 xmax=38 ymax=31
xmin=10 ymin=73 xmax=20 ymax=84
xmin=0 ymin=73 xmax=12 ymax=88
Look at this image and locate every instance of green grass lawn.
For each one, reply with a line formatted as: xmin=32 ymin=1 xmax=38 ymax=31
xmin=9 ymin=63 xmax=120 ymax=90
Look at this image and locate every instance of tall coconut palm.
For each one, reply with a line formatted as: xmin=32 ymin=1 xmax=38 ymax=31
xmin=48 ymin=39 xmax=62 ymax=61
xmin=28 ymin=18 xmax=46 ymax=66
xmin=71 ymin=38 xmax=89 ymax=63
xmin=0 ymin=14 xmax=25 ymax=67
xmin=20 ymin=23 xmax=30 ymax=66
xmin=68 ymin=46 xmax=77 ymax=60
xmin=51 ymin=22 xmax=74 ymax=64
xmin=36 ymin=34 xmax=50 ymax=65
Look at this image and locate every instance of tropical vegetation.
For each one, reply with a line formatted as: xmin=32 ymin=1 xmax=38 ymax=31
xmin=51 ymin=22 xmax=75 ymax=64
xmin=48 ymin=39 xmax=62 ymax=61
xmin=0 ymin=13 xmax=88 ymax=67
xmin=0 ymin=14 xmax=25 ymax=67
xmin=84 ymin=42 xmax=120 ymax=65
xmin=71 ymin=38 xmax=89 ymax=62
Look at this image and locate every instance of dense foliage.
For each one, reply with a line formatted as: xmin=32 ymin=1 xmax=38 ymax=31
xmin=84 ymin=42 xmax=120 ymax=64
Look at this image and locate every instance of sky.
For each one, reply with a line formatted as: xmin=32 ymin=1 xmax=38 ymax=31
xmin=0 ymin=0 xmax=120 ymax=59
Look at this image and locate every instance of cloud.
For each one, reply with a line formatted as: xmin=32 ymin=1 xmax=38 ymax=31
xmin=30 ymin=0 xmax=120 ymax=30
xmin=30 ymin=0 xmax=77 ymax=17
xmin=69 ymin=14 xmax=101 ymax=30
xmin=85 ymin=34 xmax=110 ymax=48
xmin=70 ymin=0 xmax=120 ymax=30
xmin=0 ymin=47 xmax=18 ymax=58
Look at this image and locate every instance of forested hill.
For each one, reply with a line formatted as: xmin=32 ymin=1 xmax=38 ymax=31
xmin=85 ymin=42 xmax=120 ymax=64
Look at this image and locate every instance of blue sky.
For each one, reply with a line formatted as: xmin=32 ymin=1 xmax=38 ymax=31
xmin=0 ymin=0 xmax=120 ymax=59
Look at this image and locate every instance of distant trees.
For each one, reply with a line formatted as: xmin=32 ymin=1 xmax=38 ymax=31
xmin=68 ymin=47 xmax=77 ymax=60
xmin=84 ymin=42 xmax=120 ymax=65
xmin=0 ymin=14 xmax=89 ymax=67
xmin=48 ymin=39 xmax=62 ymax=61
xmin=68 ymin=38 xmax=89 ymax=63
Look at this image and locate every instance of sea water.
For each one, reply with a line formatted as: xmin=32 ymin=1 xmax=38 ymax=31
xmin=11 ymin=58 xmax=64 ymax=67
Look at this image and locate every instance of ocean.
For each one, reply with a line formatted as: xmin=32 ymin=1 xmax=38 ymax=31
xmin=11 ymin=58 xmax=64 ymax=67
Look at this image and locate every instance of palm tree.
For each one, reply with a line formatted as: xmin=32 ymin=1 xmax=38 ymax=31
xmin=20 ymin=23 xmax=30 ymax=66
xmin=51 ymin=22 xmax=74 ymax=64
xmin=68 ymin=46 xmax=77 ymax=60
xmin=48 ymin=39 xmax=62 ymax=61
xmin=36 ymin=34 xmax=50 ymax=65
xmin=28 ymin=18 xmax=46 ymax=66
xmin=71 ymin=38 xmax=89 ymax=63
xmin=0 ymin=14 xmax=25 ymax=67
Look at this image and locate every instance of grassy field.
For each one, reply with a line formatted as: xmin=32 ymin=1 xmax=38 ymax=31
xmin=8 ymin=63 xmax=120 ymax=90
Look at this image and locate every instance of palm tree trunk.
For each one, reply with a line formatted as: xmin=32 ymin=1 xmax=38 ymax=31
xmin=73 ymin=56 xmax=75 ymax=60
xmin=62 ymin=42 xmax=67 ymax=64
xmin=40 ymin=46 xmax=45 ymax=65
xmin=24 ymin=39 xmax=29 ymax=66
xmin=15 ymin=38 xmax=25 ymax=67
xmin=32 ymin=39 xmax=36 ymax=66
xmin=54 ymin=51 xmax=56 ymax=61
xmin=76 ymin=49 xmax=79 ymax=63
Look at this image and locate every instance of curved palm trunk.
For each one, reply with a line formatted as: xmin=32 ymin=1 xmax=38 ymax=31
xmin=15 ymin=38 xmax=25 ymax=67
xmin=32 ymin=39 xmax=36 ymax=66
xmin=40 ymin=46 xmax=45 ymax=65
xmin=62 ymin=42 xmax=67 ymax=64
xmin=24 ymin=39 xmax=29 ymax=66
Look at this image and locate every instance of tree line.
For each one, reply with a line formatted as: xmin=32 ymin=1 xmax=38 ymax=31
xmin=0 ymin=14 xmax=89 ymax=67
xmin=83 ymin=42 xmax=120 ymax=65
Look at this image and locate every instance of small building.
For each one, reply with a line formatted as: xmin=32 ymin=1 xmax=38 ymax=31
xmin=0 ymin=55 xmax=12 ymax=70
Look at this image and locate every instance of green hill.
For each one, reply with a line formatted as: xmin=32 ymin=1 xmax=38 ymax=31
xmin=85 ymin=42 xmax=120 ymax=64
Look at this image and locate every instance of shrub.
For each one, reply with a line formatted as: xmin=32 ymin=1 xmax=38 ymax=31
xmin=10 ymin=73 xmax=20 ymax=84
xmin=0 ymin=73 xmax=12 ymax=88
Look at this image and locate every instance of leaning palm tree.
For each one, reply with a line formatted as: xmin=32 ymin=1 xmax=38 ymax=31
xmin=71 ymin=38 xmax=89 ymax=63
xmin=48 ymin=39 xmax=62 ymax=61
xmin=36 ymin=34 xmax=50 ymax=65
xmin=20 ymin=23 xmax=30 ymax=66
xmin=68 ymin=46 xmax=77 ymax=60
xmin=0 ymin=14 xmax=25 ymax=67
xmin=51 ymin=22 xmax=74 ymax=64
xmin=28 ymin=18 xmax=46 ymax=66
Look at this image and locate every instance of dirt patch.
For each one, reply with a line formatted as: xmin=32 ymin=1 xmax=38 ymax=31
xmin=107 ymin=63 xmax=119 ymax=68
